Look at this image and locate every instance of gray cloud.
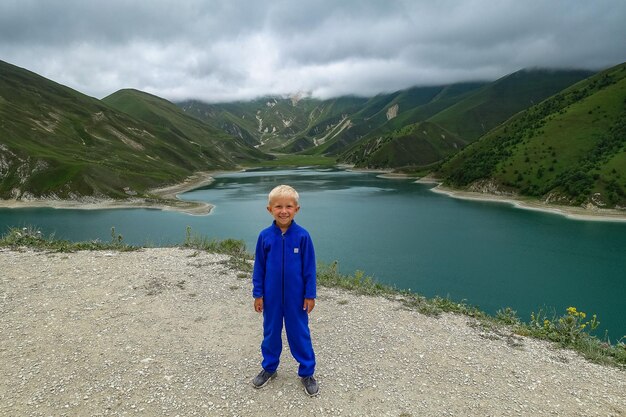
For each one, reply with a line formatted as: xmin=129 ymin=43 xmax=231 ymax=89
xmin=1 ymin=0 xmax=624 ymax=102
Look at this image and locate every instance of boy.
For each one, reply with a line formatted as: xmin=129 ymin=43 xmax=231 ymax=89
xmin=251 ymin=184 xmax=319 ymax=397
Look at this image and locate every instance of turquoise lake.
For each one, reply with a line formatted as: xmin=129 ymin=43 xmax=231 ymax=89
xmin=1 ymin=168 xmax=625 ymax=339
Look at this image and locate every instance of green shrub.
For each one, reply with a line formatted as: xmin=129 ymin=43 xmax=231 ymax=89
xmin=183 ymin=226 xmax=251 ymax=271
xmin=0 ymin=226 xmax=134 ymax=252
xmin=496 ymin=307 xmax=521 ymax=325
xmin=517 ymin=306 xmax=624 ymax=368
xmin=316 ymin=261 xmax=389 ymax=296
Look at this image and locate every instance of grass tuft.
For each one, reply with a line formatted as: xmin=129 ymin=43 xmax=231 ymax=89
xmin=0 ymin=226 xmax=136 ymax=252
xmin=183 ymin=226 xmax=252 ymax=271
xmin=510 ymin=307 xmax=626 ymax=367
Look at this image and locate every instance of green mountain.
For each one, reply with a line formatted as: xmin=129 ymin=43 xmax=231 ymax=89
xmin=430 ymin=69 xmax=595 ymax=141
xmin=340 ymin=69 xmax=593 ymax=169
xmin=342 ymin=122 xmax=466 ymax=169
xmin=178 ymin=84 xmax=487 ymax=159
xmin=289 ymin=85 xmax=471 ymax=156
xmin=102 ymin=89 xmax=266 ymax=164
xmin=0 ymin=60 xmax=265 ymax=199
xmin=179 ymin=94 xmax=370 ymax=152
xmin=181 ymin=69 xmax=591 ymax=171
xmin=437 ymin=62 xmax=626 ymax=208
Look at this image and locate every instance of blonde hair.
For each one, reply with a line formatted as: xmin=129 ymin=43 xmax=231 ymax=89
xmin=268 ymin=184 xmax=300 ymax=205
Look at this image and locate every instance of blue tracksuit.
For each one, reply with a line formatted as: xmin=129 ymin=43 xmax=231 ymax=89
xmin=252 ymin=220 xmax=316 ymax=377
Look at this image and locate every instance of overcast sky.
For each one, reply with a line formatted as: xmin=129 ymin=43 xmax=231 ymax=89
xmin=1 ymin=0 xmax=625 ymax=103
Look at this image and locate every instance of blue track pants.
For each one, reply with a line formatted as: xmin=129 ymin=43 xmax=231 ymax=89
xmin=261 ymin=300 xmax=315 ymax=377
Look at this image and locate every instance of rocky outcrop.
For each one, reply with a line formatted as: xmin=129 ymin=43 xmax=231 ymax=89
xmin=467 ymin=179 xmax=517 ymax=196
xmin=386 ymin=104 xmax=399 ymax=120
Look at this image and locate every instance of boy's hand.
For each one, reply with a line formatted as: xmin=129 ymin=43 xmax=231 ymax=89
xmin=254 ymin=297 xmax=263 ymax=313
xmin=303 ymin=298 xmax=315 ymax=314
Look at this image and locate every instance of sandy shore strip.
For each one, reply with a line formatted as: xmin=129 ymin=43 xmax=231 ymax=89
xmin=1 ymin=247 xmax=624 ymax=416
xmin=0 ymin=170 xmax=232 ymax=216
xmin=430 ymin=183 xmax=626 ymax=222
xmin=375 ymin=173 xmax=626 ymax=221
xmin=376 ymin=173 xmax=415 ymax=180
xmin=342 ymin=166 xmax=417 ymax=180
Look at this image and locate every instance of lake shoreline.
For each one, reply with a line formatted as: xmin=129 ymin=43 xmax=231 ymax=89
xmin=3 ymin=167 xmax=626 ymax=221
xmin=426 ymin=181 xmax=626 ymax=222
xmin=352 ymin=170 xmax=626 ymax=222
xmin=0 ymin=170 xmax=234 ymax=216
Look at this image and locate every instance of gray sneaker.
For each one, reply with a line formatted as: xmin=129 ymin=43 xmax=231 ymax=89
xmin=301 ymin=375 xmax=319 ymax=397
xmin=252 ymin=370 xmax=276 ymax=389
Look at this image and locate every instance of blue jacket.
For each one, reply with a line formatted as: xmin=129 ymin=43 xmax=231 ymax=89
xmin=252 ymin=220 xmax=316 ymax=302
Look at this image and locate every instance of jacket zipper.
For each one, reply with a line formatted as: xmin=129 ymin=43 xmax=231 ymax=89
xmin=281 ymin=232 xmax=285 ymax=306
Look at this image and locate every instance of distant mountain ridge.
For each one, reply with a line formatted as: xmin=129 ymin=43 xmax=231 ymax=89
xmin=177 ymin=84 xmax=485 ymax=158
xmin=180 ymin=69 xmax=593 ymax=170
xmin=178 ymin=94 xmax=371 ymax=152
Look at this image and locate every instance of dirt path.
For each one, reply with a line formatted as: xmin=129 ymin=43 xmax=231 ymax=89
xmin=1 ymin=248 xmax=624 ymax=416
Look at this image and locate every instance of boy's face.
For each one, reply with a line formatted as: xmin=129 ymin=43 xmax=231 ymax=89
xmin=267 ymin=196 xmax=300 ymax=230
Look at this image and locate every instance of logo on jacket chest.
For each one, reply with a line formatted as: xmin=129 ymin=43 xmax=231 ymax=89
xmin=293 ymin=247 xmax=299 ymax=254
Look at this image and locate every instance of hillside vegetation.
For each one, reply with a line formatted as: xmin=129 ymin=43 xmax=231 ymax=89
xmin=340 ymin=69 xmax=593 ymax=169
xmin=0 ymin=61 xmax=265 ymax=199
xmin=341 ymin=121 xmax=466 ymax=169
xmin=102 ymin=89 xmax=266 ymax=165
xmin=437 ymin=63 xmax=626 ymax=208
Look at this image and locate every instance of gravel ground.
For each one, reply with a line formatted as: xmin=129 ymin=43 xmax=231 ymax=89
xmin=1 ymin=248 xmax=624 ymax=417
